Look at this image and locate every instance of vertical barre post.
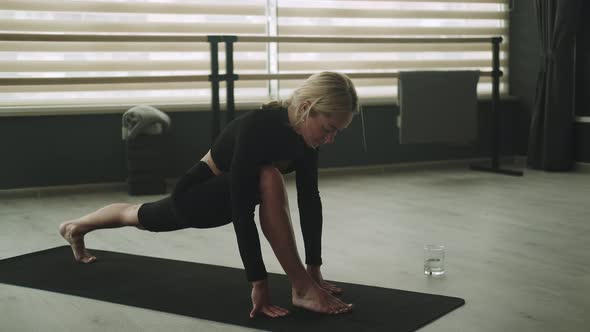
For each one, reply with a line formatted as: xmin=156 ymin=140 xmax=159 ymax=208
xmin=491 ymin=37 xmax=501 ymax=169
xmin=208 ymin=37 xmax=220 ymax=143
xmin=225 ymin=37 xmax=236 ymax=125
xmin=470 ymin=36 xmax=522 ymax=176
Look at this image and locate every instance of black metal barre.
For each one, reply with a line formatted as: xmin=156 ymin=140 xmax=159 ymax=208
xmin=0 ymin=33 xmax=521 ymax=176
xmin=207 ymin=35 xmax=522 ymax=176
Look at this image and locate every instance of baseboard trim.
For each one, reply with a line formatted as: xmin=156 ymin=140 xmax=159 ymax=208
xmin=575 ymin=162 xmax=590 ymax=172
xmin=316 ymin=157 xmax=520 ymax=177
xmin=0 ymin=157 xmax=523 ymax=198
xmin=0 ymin=182 xmax=129 ymax=199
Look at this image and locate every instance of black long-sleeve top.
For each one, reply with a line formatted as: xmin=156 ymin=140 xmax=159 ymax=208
xmin=210 ymin=107 xmax=323 ymax=281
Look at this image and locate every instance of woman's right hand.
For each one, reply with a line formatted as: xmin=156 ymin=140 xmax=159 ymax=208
xmin=250 ymin=279 xmax=290 ymax=318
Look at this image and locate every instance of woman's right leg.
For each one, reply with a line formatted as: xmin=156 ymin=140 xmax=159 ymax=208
xmin=59 ymin=203 xmax=143 ymax=263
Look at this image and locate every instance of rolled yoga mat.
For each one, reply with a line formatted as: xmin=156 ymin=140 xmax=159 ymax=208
xmin=0 ymin=246 xmax=465 ymax=331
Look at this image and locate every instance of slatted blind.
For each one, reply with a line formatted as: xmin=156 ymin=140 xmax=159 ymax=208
xmin=0 ymin=0 xmax=268 ymax=110
xmin=276 ymin=0 xmax=509 ymax=103
xmin=0 ymin=0 xmax=509 ymax=112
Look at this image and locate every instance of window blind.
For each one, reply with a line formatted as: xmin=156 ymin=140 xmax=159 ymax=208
xmin=0 ymin=0 xmax=509 ymax=112
xmin=0 ymin=0 xmax=268 ymax=109
xmin=276 ymin=0 xmax=509 ymax=103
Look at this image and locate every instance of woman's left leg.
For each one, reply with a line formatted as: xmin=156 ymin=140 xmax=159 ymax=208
xmin=257 ymin=166 xmax=352 ymax=314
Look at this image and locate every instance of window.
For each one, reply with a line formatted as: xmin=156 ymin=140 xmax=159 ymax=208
xmin=276 ymin=0 xmax=509 ymax=102
xmin=0 ymin=0 xmax=509 ymax=113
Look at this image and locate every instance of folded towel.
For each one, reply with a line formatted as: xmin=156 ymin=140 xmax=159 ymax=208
xmin=122 ymin=105 xmax=171 ymax=140
xmin=398 ymin=70 xmax=480 ymax=144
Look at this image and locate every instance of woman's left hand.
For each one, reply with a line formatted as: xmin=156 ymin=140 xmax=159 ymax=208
xmin=306 ymin=265 xmax=343 ymax=295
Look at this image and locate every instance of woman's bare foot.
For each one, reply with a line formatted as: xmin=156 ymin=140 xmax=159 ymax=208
xmin=292 ymin=285 xmax=353 ymax=314
xmin=59 ymin=222 xmax=97 ymax=263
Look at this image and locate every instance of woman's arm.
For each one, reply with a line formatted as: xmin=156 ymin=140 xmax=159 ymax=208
xmin=295 ymin=147 xmax=323 ymax=267
xmin=230 ymin=121 xmax=268 ymax=282
xmin=231 ymin=119 xmax=295 ymax=317
xmin=296 ymin=148 xmax=344 ymax=295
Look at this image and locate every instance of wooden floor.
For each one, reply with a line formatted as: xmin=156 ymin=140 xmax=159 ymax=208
xmin=1 ymin=165 xmax=588 ymax=332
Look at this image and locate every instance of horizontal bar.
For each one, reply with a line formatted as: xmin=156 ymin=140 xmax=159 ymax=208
xmin=0 ymin=33 xmax=210 ymax=43
xmin=0 ymin=33 xmax=499 ymax=44
xmin=0 ymin=71 xmax=496 ymax=86
xmin=238 ymin=36 xmax=497 ymax=44
xmin=244 ymin=72 xmax=496 ymax=80
xmin=0 ymin=60 xmax=266 ymax=72
xmin=0 ymin=75 xmax=211 ymax=86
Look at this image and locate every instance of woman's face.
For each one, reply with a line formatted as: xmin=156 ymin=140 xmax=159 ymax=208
xmin=301 ymin=109 xmax=353 ymax=149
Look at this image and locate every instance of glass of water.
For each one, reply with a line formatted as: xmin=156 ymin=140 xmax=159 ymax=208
xmin=424 ymin=244 xmax=445 ymax=276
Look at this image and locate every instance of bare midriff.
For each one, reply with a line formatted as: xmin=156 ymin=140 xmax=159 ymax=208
xmin=201 ymin=150 xmax=223 ymax=176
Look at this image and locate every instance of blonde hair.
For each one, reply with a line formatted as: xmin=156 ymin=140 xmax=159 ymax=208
xmin=262 ymin=71 xmax=359 ymax=124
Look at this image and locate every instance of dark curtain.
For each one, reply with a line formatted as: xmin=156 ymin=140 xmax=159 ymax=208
xmin=527 ymin=0 xmax=582 ymax=171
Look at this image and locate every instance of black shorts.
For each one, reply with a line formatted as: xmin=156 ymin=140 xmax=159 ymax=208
xmin=138 ymin=161 xmax=249 ymax=232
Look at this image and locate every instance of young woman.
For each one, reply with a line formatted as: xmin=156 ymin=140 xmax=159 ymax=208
xmin=60 ymin=71 xmax=358 ymax=318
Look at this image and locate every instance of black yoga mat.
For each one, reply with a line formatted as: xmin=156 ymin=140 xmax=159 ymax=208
xmin=0 ymin=246 xmax=464 ymax=331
